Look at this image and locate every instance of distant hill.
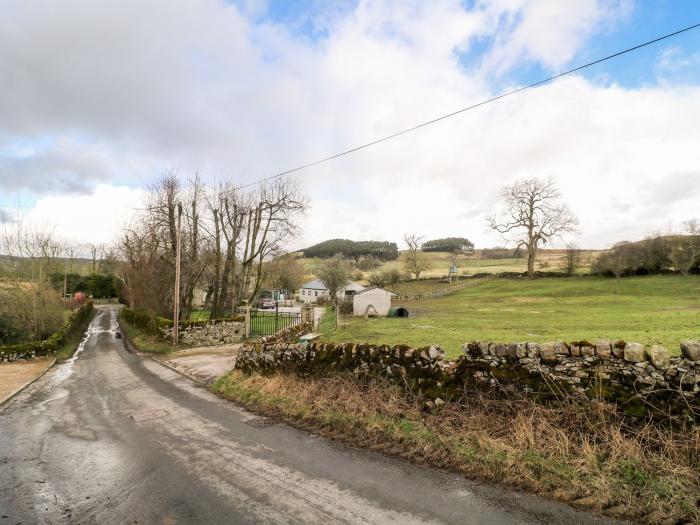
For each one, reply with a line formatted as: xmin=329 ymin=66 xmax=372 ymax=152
xmin=302 ymin=239 xmax=399 ymax=261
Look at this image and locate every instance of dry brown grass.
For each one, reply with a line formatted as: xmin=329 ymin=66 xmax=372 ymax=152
xmin=214 ymin=371 xmax=700 ymax=524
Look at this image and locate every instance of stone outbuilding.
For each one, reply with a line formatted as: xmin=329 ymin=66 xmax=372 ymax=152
xmin=352 ymin=287 xmax=397 ymax=316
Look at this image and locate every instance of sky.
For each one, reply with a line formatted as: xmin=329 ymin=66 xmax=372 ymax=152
xmin=1 ymin=0 xmax=699 ymax=251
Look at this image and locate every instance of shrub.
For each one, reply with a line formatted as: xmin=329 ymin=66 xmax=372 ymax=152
xmin=338 ymin=300 xmax=353 ymax=316
xmin=357 ymin=257 xmax=381 ymax=271
xmin=0 ymin=301 xmax=95 ymax=361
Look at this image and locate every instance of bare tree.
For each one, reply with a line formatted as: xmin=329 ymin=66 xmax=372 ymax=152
xmin=562 ymin=242 xmax=582 ymax=276
xmin=403 ymin=233 xmax=431 ymax=279
xmin=88 ymin=244 xmax=104 ymax=274
xmin=487 ymin=177 xmax=577 ymax=278
xmin=671 ymin=219 xmax=700 ymax=276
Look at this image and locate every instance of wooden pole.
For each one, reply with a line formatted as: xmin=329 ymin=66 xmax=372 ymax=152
xmin=173 ymin=203 xmax=182 ymax=346
xmin=335 ymin=295 xmax=339 ymax=330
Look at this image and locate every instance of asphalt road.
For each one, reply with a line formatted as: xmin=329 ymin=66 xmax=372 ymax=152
xmin=0 ymin=306 xmax=624 ymax=524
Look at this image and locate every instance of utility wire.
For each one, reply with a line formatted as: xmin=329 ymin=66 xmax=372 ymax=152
xmin=234 ymin=22 xmax=700 ymax=191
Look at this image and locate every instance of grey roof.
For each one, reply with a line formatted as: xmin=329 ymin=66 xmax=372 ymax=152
xmin=343 ymin=280 xmax=365 ymax=292
xmin=300 ymin=278 xmax=327 ymax=290
xmin=355 ymin=286 xmax=397 ymax=296
xmin=300 ymin=279 xmax=366 ymax=292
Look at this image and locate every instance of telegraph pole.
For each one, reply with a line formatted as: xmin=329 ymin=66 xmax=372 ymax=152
xmin=173 ymin=203 xmax=182 ymax=346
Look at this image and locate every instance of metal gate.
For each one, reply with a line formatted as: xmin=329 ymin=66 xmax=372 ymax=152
xmin=250 ymin=308 xmax=301 ymax=336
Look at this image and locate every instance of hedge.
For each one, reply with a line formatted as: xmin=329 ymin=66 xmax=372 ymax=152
xmin=119 ymin=308 xmax=245 ymax=339
xmin=0 ymin=301 xmax=95 ymax=362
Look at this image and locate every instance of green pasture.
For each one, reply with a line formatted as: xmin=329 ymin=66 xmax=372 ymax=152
xmin=320 ymin=275 xmax=700 ymax=358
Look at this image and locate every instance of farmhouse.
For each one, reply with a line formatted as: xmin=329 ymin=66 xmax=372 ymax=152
xmin=299 ymin=279 xmax=365 ymax=303
xmin=352 ymin=287 xmax=398 ymax=316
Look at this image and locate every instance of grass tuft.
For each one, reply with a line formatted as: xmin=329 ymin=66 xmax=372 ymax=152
xmin=119 ymin=316 xmax=174 ymax=353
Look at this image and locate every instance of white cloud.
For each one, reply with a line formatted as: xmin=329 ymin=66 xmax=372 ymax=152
xmin=479 ymin=0 xmax=632 ymax=75
xmin=26 ymin=185 xmax=146 ymax=246
xmin=1 ymin=0 xmax=698 ymax=251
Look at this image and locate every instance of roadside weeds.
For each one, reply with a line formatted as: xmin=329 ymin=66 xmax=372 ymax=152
xmin=119 ymin=317 xmax=176 ymax=354
xmin=213 ymin=370 xmax=700 ymax=525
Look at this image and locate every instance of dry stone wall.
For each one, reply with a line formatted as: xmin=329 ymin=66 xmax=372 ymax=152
xmin=160 ymin=320 xmax=244 ymax=346
xmin=236 ymin=338 xmax=700 ymax=424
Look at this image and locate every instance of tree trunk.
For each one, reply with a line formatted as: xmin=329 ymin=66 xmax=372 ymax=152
xmin=527 ymin=246 xmax=536 ymax=278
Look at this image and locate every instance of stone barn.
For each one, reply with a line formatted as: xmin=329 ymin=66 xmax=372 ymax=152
xmin=352 ymin=287 xmax=397 ymax=317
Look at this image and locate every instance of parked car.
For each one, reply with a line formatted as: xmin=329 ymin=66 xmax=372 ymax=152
xmin=260 ymin=298 xmax=276 ymax=309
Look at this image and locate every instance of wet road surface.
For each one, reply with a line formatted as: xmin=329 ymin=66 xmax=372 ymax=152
xmin=0 ymin=306 xmax=623 ymax=524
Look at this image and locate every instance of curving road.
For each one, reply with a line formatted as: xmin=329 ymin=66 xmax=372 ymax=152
xmin=0 ymin=306 xmax=622 ymax=524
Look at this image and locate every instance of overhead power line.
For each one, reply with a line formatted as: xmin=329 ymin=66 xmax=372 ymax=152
xmin=234 ymin=22 xmax=700 ymax=191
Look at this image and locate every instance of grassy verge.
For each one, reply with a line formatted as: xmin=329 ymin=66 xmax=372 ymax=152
xmin=322 ymin=275 xmax=700 ymax=357
xmin=119 ymin=317 xmax=175 ymax=354
xmin=54 ymin=307 xmax=96 ymax=362
xmin=213 ymin=370 xmax=699 ymax=524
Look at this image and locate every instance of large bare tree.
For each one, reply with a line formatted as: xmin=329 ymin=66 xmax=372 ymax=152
xmin=671 ymin=219 xmax=700 ymax=277
xmin=403 ymin=233 xmax=431 ymax=279
xmin=487 ymin=177 xmax=577 ymax=278
xmin=205 ymin=177 xmax=306 ymax=317
xmin=115 ymin=172 xmax=206 ymax=318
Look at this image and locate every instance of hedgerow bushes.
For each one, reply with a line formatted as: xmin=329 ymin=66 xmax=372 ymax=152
xmin=0 ymin=301 xmax=94 ymax=362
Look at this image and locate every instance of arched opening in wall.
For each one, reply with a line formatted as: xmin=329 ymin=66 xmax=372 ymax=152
xmin=389 ymin=307 xmax=409 ymax=318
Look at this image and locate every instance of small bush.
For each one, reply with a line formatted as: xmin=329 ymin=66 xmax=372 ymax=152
xmin=0 ymin=301 xmax=95 ymax=361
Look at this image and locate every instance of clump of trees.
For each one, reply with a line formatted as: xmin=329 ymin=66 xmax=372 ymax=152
xmin=49 ymin=272 xmax=116 ymax=298
xmin=488 ymin=177 xmax=577 ymax=278
xmin=422 ymin=237 xmax=474 ymax=253
xmin=302 ymin=239 xmax=399 ymax=261
xmin=366 ymin=268 xmax=401 ymax=288
xmin=115 ymin=173 xmax=307 ymax=320
xmin=592 ymin=223 xmax=700 ymax=277
xmin=262 ymin=254 xmax=305 ymax=293
xmin=356 ymin=257 xmax=381 ymax=271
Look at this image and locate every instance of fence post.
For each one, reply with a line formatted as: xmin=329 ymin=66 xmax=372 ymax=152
xmin=275 ymin=302 xmax=279 ymax=333
xmin=244 ymin=305 xmax=251 ymax=339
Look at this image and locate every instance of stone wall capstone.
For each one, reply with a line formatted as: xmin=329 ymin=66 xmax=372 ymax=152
xmin=235 ymin=338 xmax=700 ymax=424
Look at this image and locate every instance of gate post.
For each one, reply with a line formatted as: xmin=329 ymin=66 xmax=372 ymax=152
xmin=244 ymin=305 xmax=251 ymax=339
xmin=301 ymin=303 xmax=313 ymax=331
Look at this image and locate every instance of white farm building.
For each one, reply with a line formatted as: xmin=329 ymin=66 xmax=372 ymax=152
xmin=299 ymin=279 xmax=365 ymax=303
xmin=352 ymin=287 xmax=397 ymax=316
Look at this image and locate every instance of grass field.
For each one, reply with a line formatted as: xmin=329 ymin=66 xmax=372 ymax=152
xmin=320 ymin=275 xmax=700 ymax=358
xmin=298 ymin=249 xmax=596 ymax=283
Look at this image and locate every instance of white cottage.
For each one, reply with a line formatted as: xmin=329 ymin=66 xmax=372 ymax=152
xmin=299 ymin=279 xmax=365 ymax=303
xmin=352 ymin=287 xmax=397 ymax=316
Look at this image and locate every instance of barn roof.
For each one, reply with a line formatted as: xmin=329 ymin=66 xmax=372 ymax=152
xmin=355 ymin=287 xmax=397 ymax=296
xmin=300 ymin=279 xmax=366 ymax=292
xmin=300 ymin=278 xmax=327 ymax=290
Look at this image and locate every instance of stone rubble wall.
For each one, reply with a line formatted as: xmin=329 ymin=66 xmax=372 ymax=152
xmin=160 ymin=320 xmax=244 ymax=346
xmin=236 ymin=338 xmax=700 ymax=424
xmin=246 ymin=322 xmax=313 ymax=346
